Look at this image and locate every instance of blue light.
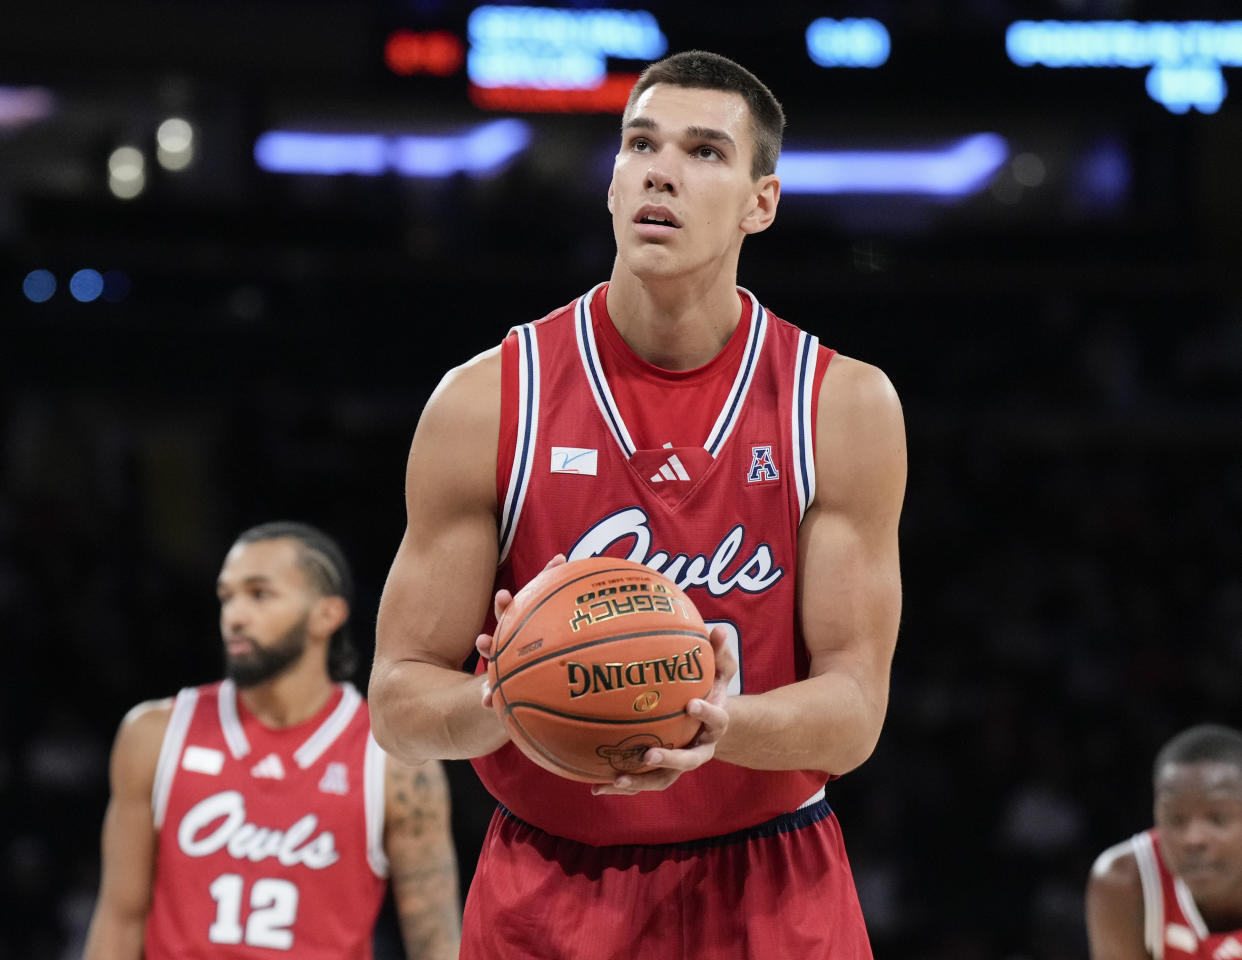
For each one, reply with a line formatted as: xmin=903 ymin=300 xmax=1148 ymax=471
xmin=69 ymin=269 xmax=104 ymax=303
xmin=1146 ymin=62 xmax=1227 ymax=113
xmin=806 ymin=18 xmax=890 ymax=68
xmin=22 ymin=269 xmax=56 ymax=303
xmin=1006 ymin=20 xmax=1242 ymax=113
xmin=466 ymin=6 xmax=666 ymax=88
xmin=254 ymin=133 xmax=387 ymax=175
xmin=777 ymin=134 xmax=1009 ymax=197
xmin=255 ymin=121 xmax=532 ymax=178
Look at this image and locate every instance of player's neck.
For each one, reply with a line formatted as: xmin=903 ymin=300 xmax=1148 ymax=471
xmin=1196 ymin=895 xmax=1242 ymax=934
xmin=604 ymin=266 xmax=742 ymax=371
xmin=236 ymin=657 xmax=336 ymax=730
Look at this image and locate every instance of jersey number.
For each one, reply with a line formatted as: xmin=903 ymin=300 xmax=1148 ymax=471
xmin=208 ymin=874 xmax=299 ymax=950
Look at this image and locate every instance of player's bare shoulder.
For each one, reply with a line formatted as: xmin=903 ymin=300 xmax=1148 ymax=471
xmin=813 ymin=354 xmax=907 ymax=510
xmin=819 ymin=354 xmax=904 ymax=426
xmin=1089 ymin=839 xmax=1143 ymax=897
xmin=109 ymin=697 xmax=174 ymax=790
xmin=422 ymin=345 xmax=502 ymax=429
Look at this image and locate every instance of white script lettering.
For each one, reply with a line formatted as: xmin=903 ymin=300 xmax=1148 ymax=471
xmin=568 ymin=508 xmax=783 ymax=596
xmin=177 ymin=790 xmax=340 ymax=870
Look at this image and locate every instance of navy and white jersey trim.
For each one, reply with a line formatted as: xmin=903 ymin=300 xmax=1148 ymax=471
xmin=792 ymin=331 xmax=819 ymax=519
xmin=577 ymin=284 xmax=769 ymax=461
xmin=575 ymin=283 xmax=637 ymax=458
xmin=499 ymin=322 xmax=540 ymax=564
xmin=704 ymin=289 xmax=767 ymax=457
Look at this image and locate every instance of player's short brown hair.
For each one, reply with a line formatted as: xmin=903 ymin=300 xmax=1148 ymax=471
xmin=624 ymin=50 xmax=786 ymax=180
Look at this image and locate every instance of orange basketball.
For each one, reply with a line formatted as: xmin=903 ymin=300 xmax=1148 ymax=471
xmin=486 ymin=556 xmax=714 ymax=784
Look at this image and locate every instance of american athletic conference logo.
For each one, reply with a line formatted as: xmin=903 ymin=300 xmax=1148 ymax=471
xmin=747 ymin=445 xmax=780 ymax=483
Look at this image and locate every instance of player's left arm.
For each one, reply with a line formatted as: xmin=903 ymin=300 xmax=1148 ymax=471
xmin=383 ymin=756 xmax=462 ymax=960
xmin=714 ymin=354 xmax=906 ymax=774
xmin=595 ymin=355 xmax=904 ymax=794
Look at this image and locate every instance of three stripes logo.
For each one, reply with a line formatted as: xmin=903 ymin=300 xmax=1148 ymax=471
xmin=250 ymin=753 xmax=286 ymax=780
xmin=649 ymin=443 xmax=690 ymax=483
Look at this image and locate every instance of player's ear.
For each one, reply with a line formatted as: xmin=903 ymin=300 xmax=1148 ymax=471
xmin=313 ymin=595 xmax=349 ymax=638
xmin=740 ymin=174 xmax=779 ymax=236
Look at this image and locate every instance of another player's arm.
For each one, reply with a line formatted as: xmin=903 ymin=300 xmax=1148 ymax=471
xmin=370 ymin=347 xmax=508 ymax=766
xmin=1085 ymin=843 xmax=1150 ymax=960
xmin=714 ymin=355 xmax=906 ymax=775
xmin=383 ymin=756 xmax=462 ymax=960
xmin=82 ymin=700 xmax=170 ymax=960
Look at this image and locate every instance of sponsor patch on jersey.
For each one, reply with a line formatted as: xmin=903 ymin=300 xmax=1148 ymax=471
xmin=551 ymin=447 xmax=598 ymax=475
xmin=1166 ymin=923 xmax=1198 ymax=953
xmin=182 ymin=745 xmax=225 ymax=775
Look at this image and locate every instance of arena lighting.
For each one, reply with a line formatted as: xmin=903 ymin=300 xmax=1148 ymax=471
xmin=385 ymin=29 xmax=464 ymax=76
xmin=22 ymin=269 xmax=57 ymax=303
xmin=806 ymin=18 xmax=890 ymax=68
xmin=466 ymin=5 xmax=665 ymax=107
xmin=1006 ymin=20 xmax=1242 ymax=113
xmin=776 ymin=134 xmax=1009 ymax=197
xmin=0 ymin=86 xmax=55 ymax=129
xmin=253 ymin=120 xmax=532 ymax=177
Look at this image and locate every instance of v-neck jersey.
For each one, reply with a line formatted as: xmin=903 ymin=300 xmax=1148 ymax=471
xmin=589 ymin=283 xmax=751 ymax=452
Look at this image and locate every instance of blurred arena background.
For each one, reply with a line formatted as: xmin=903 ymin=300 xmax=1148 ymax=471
xmin=3 ymin=1 xmax=1241 ymax=956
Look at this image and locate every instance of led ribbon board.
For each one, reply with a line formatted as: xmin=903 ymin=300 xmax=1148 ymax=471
xmin=466 ymin=5 xmax=666 ymax=112
xmin=1007 ymin=20 xmax=1242 ymax=114
xmin=253 ymin=120 xmax=532 ymax=177
xmin=805 ymin=18 xmax=891 ymax=68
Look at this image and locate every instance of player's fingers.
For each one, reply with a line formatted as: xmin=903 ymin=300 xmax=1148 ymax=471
xmin=476 ymin=632 xmax=496 ymax=659
xmin=686 ymin=699 xmax=728 ymax=743
xmin=707 ymin=624 xmax=738 ymax=690
xmin=492 ymin=588 xmax=514 ymax=622
xmin=480 ymin=676 xmax=494 ymax=708
xmin=543 ymin=553 xmax=567 ymax=570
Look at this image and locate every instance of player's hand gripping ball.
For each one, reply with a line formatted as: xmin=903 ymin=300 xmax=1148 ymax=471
xmin=486 ymin=557 xmax=714 ymax=784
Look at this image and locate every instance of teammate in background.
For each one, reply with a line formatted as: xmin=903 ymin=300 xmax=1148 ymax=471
xmin=370 ymin=50 xmax=906 ymax=958
xmin=1087 ymin=724 xmax=1242 ymax=959
xmin=84 ymin=521 xmax=461 ymax=960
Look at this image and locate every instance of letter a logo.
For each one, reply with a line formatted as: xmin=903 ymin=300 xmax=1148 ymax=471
xmin=747 ymin=445 xmax=780 ymax=483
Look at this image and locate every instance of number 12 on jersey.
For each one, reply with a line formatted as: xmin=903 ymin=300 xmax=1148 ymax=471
xmin=209 ymin=873 xmax=299 ymax=949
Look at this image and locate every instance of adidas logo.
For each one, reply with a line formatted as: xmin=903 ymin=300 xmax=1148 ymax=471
xmin=649 ymin=443 xmax=691 ymax=483
xmin=250 ymin=753 xmax=286 ymax=780
xmin=1214 ymin=938 xmax=1242 ymax=960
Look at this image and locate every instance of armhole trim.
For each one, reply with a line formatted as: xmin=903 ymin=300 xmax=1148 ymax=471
xmin=499 ymin=323 xmax=540 ymax=564
xmin=152 ymin=687 xmax=198 ymax=830
xmin=364 ymin=734 xmax=389 ymax=878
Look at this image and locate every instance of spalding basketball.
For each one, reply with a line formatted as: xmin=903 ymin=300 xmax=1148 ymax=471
xmin=486 ymin=556 xmax=714 ymax=784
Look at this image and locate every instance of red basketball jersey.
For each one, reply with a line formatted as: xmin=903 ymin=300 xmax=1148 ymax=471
xmin=144 ymin=681 xmax=388 ymax=959
xmin=1132 ymin=829 xmax=1242 ymax=959
xmin=474 ymin=283 xmax=833 ymax=845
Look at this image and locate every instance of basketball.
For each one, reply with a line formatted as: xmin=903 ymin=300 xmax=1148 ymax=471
xmin=486 ymin=557 xmax=714 ymax=784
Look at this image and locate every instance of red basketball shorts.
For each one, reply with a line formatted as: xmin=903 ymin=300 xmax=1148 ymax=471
xmin=460 ymin=797 xmax=874 ymax=959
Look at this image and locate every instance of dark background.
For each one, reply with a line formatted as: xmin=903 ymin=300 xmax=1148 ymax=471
xmin=3 ymin=1 xmax=1241 ymax=957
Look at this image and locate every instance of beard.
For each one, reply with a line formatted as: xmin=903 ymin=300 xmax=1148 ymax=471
xmin=224 ymin=614 xmax=310 ymax=688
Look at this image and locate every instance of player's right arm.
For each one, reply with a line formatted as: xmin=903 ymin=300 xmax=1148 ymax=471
xmin=82 ymin=699 xmax=170 ymax=960
xmin=1085 ymin=841 xmax=1150 ymax=960
xmin=370 ymin=347 xmax=509 ymax=766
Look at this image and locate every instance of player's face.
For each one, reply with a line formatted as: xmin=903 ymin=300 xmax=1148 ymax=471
xmin=1155 ymin=761 xmax=1242 ymax=907
xmin=608 ymin=83 xmax=778 ymax=282
xmin=217 ymin=539 xmax=317 ymax=688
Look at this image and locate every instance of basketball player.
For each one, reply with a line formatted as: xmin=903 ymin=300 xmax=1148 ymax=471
xmin=83 ymin=522 xmax=461 ymax=959
xmin=1087 ymin=724 xmax=1242 ymax=959
xmin=370 ymin=50 xmax=906 ymax=958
